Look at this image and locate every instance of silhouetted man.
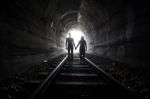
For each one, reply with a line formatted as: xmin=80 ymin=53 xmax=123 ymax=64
xmin=75 ymin=36 xmax=87 ymax=64
xmin=66 ymin=33 xmax=75 ymax=64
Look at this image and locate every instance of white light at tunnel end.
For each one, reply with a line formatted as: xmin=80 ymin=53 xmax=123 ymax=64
xmin=66 ymin=28 xmax=85 ymax=53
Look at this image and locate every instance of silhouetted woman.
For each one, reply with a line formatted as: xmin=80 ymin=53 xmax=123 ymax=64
xmin=76 ymin=36 xmax=87 ymax=63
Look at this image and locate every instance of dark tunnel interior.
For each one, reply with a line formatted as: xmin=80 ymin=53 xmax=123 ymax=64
xmin=0 ymin=0 xmax=150 ymax=98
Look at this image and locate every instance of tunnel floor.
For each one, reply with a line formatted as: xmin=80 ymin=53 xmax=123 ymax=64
xmin=0 ymin=54 xmax=149 ymax=99
xmin=86 ymin=54 xmax=150 ymax=99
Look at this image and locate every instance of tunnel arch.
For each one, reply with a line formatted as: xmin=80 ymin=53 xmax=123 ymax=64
xmin=0 ymin=0 xmax=150 ymax=87
xmin=59 ymin=10 xmax=78 ymax=20
xmin=59 ymin=10 xmax=79 ymax=31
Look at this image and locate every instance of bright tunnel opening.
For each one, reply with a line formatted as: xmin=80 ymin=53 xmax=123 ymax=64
xmin=66 ymin=29 xmax=85 ymax=53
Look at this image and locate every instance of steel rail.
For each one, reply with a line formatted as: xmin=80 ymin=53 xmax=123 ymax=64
xmin=29 ymin=55 xmax=68 ymax=99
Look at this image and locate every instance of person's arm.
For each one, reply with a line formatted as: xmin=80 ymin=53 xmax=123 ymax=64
xmin=66 ymin=38 xmax=68 ymax=49
xmin=76 ymin=41 xmax=80 ymax=49
xmin=72 ymin=38 xmax=75 ymax=48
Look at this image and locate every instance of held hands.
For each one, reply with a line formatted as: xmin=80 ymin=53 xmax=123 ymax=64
xmin=75 ymin=47 xmax=77 ymax=50
xmin=75 ymin=46 xmax=78 ymax=50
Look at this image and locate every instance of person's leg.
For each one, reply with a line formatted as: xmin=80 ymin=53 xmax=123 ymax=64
xmin=71 ymin=48 xmax=73 ymax=62
xmin=68 ymin=48 xmax=71 ymax=63
xmin=80 ymin=52 xmax=82 ymax=62
xmin=79 ymin=50 xmax=81 ymax=58
xmin=79 ymin=50 xmax=81 ymax=59
xmin=83 ymin=51 xmax=85 ymax=63
xmin=80 ymin=50 xmax=83 ymax=64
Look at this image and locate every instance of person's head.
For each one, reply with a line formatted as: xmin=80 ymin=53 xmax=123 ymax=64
xmin=69 ymin=33 xmax=71 ymax=37
xmin=81 ymin=36 xmax=84 ymax=40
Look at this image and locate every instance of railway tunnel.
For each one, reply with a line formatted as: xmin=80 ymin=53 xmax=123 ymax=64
xmin=0 ymin=0 xmax=150 ymax=99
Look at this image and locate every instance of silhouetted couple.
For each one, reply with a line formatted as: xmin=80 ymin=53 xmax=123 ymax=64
xmin=66 ymin=33 xmax=87 ymax=64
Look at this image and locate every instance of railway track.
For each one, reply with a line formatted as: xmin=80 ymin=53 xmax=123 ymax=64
xmin=0 ymin=55 xmax=66 ymax=99
xmin=28 ymin=54 xmax=142 ymax=99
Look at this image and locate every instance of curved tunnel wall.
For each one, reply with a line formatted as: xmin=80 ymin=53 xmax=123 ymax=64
xmin=0 ymin=0 xmax=66 ymax=80
xmin=0 ymin=0 xmax=82 ymax=80
xmin=0 ymin=0 xmax=150 ymax=80
xmin=80 ymin=0 xmax=150 ymax=67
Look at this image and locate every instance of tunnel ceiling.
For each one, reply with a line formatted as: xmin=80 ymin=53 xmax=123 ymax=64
xmin=1 ymin=0 xmax=149 ymax=55
xmin=0 ymin=0 xmax=82 ymax=48
xmin=45 ymin=0 xmax=81 ymax=32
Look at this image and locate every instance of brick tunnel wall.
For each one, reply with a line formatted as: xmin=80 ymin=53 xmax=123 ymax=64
xmin=80 ymin=0 xmax=150 ymax=67
xmin=0 ymin=0 xmax=65 ymax=80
